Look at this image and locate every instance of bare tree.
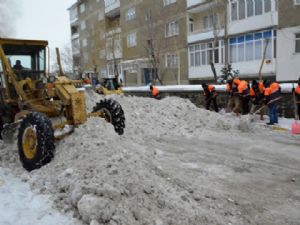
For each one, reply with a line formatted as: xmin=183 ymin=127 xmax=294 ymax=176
xmin=106 ymin=26 xmax=121 ymax=79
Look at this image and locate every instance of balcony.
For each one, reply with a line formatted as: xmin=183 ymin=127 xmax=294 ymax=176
xmin=187 ymin=0 xmax=207 ymax=8
xmin=71 ymin=33 xmax=79 ymax=40
xmin=105 ymin=0 xmax=120 ymax=18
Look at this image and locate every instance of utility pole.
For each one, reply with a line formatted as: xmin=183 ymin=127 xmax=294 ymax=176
xmin=224 ymin=0 xmax=229 ymax=69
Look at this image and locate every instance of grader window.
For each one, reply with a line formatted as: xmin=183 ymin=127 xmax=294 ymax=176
xmin=3 ymin=44 xmax=46 ymax=81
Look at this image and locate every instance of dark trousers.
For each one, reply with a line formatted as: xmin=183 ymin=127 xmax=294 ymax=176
xmin=297 ymin=104 xmax=300 ymax=119
xmin=268 ymin=103 xmax=278 ymax=124
xmin=241 ymin=97 xmax=250 ymax=115
xmin=206 ymin=97 xmax=219 ymax=112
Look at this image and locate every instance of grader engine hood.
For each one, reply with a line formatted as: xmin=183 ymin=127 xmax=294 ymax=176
xmin=53 ymin=76 xmax=87 ymax=125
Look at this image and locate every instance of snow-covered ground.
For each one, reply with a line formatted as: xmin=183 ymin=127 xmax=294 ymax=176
xmin=0 ymin=92 xmax=300 ymax=225
xmin=0 ymin=167 xmax=81 ymax=225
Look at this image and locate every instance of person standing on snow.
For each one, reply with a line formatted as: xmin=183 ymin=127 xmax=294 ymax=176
xmin=292 ymin=77 xmax=300 ymax=119
xmin=264 ymin=80 xmax=281 ymax=125
xmin=202 ymin=83 xmax=219 ymax=112
xmin=226 ymin=78 xmax=240 ymax=114
xmin=250 ymin=80 xmax=265 ymax=120
xmin=233 ymin=78 xmax=250 ymax=115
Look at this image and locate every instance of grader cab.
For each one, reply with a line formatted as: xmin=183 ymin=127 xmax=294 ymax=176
xmin=0 ymin=38 xmax=125 ymax=171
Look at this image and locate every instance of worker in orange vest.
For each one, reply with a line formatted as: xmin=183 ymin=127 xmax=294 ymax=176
xmin=233 ymin=78 xmax=250 ymax=115
xmin=202 ymin=83 xmax=219 ymax=112
xmin=292 ymin=77 xmax=300 ymax=119
xmin=150 ymin=85 xmax=160 ymax=99
xmin=226 ymin=77 xmax=240 ymax=113
xmin=250 ymin=80 xmax=265 ymax=120
xmin=264 ymin=80 xmax=281 ymax=125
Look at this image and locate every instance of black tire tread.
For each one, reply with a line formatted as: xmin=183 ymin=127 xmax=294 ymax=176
xmin=17 ymin=112 xmax=55 ymax=171
xmin=92 ymin=99 xmax=125 ymax=135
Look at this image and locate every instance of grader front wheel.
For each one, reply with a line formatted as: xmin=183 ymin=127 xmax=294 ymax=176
xmin=92 ymin=99 xmax=125 ymax=135
xmin=18 ymin=112 xmax=55 ymax=171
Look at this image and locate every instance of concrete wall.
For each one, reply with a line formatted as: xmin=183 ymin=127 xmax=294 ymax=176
xmin=277 ymin=26 xmax=300 ymax=82
xmin=278 ymin=0 xmax=300 ymax=29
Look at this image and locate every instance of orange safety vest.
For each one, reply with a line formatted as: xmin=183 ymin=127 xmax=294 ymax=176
xmin=238 ymin=80 xmax=249 ymax=97
xmin=151 ymin=87 xmax=159 ymax=97
xmin=208 ymin=85 xmax=215 ymax=93
xmin=203 ymin=85 xmax=216 ymax=97
xmin=250 ymin=88 xmax=256 ymax=97
xmin=295 ymin=85 xmax=300 ymax=95
xmin=264 ymin=82 xmax=281 ymax=104
xmin=258 ymin=81 xmax=264 ymax=94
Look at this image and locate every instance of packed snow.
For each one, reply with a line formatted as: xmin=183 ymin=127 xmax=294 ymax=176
xmin=0 ymin=91 xmax=299 ymax=225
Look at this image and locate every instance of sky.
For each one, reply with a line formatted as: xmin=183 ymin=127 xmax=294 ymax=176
xmin=13 ymin=0 xmax=76 ymax=50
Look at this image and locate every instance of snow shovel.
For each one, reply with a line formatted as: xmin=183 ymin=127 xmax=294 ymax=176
xmin=291 ymin=84 xmax=300 ymax=134
xmin=248 ymin=104 xmax=265 ymax=122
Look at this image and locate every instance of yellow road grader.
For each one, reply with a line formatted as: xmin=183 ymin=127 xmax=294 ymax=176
xmin=0 ymin=38 xmax=125 ymax=171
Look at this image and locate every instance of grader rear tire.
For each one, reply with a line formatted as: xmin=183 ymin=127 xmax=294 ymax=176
xmin=17 ymin=112 xmax=55 ymax=171
xmin=92 ymin=98 xmax=125 ymax=135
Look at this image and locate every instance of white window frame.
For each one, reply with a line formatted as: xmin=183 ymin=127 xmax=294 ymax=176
xmin=294 ymin=0 xmax=300 ymax=5
xmin=163 ymin=0 xmax=176 ymax=6
xmin=165 ymin=21 xmax=179 ymax=37
xmin=165 ymin=53 xmax=178 ymax=68
xmin=231 ymin=0 xmax=273 ymax=22
xmin=229 ymin=30 xmax=275 ymax=63
xmin=127 ymin=32 xmax=137 ymax=47
xmin=203 ymin=14 xmax=218 ymax=31
xmin=126 ymin=7 xmax=136 ymax=21
xmin=189 ymin=41 xmax=223 ymax=67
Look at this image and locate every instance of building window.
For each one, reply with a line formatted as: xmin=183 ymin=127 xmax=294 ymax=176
xmin=203 ymin=14 xmax=218 ymax=31
xmin=163 ymin=0 xmax=176 ymax=6
xmin=165 ymin=21 xmax=179 ymax=37
xmin=145 ymin=9 xmax=152 ymax=21
xmin=189 ymin=41 xmax=223 ymax=67
xmin=79 ymin=3 xmax=85 ymax=14
xmin=80 ymin=21 xmax=86 ymax=30
xmin=126 ymin=7 xmax=136 ymax=21
xmin=295 ymin=0 xmax=300 ymax=5
xmin=166 ymin=54 xmax=178 ymax=68
xmin=296 ymin=33 xmax=300 ymax=53
xmin=229 ymin=30 xmax=275 ymax=63
xmin=189 ymin=18 xmax=194 ymax=32
xmin=82 ymin=39 xmax=87 ymax=47
xmin=231 ymin=0 xmax=272 ymax=21
xmin=127 ymin=32 xmax=137 ymax=47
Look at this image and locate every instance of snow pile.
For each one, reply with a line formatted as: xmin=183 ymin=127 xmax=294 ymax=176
xmin=0 ymin=93 xmax=267 ymax=225
xmin=0 ymin=167 xmax=81 ymax=225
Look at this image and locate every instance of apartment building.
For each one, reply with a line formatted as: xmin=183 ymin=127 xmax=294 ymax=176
xmin=68 ymin=0 xmax=188 ymax=85
xmin=187 ymin=0 xmax=278 ymax=82
xmin=68 ymin=0 xmax=107 ymax=78
xmin=277 ymin=0 xmax=300 ymax=81
xmin=120 ymin=0 xmax=188 ymax=85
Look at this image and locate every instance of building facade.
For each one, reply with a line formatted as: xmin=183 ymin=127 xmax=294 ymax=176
xmin=277 ymin=0 xmax=300 ymax=82
xmin=68 ymin=0 xmax=189 ymax=85
xmin=187 ymin=0 xmax=278 ymax=82
xmin=68 ymin=0 xmax=107 ymax=78
xmin=69 ymin=0 xmax=299 ymax=85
